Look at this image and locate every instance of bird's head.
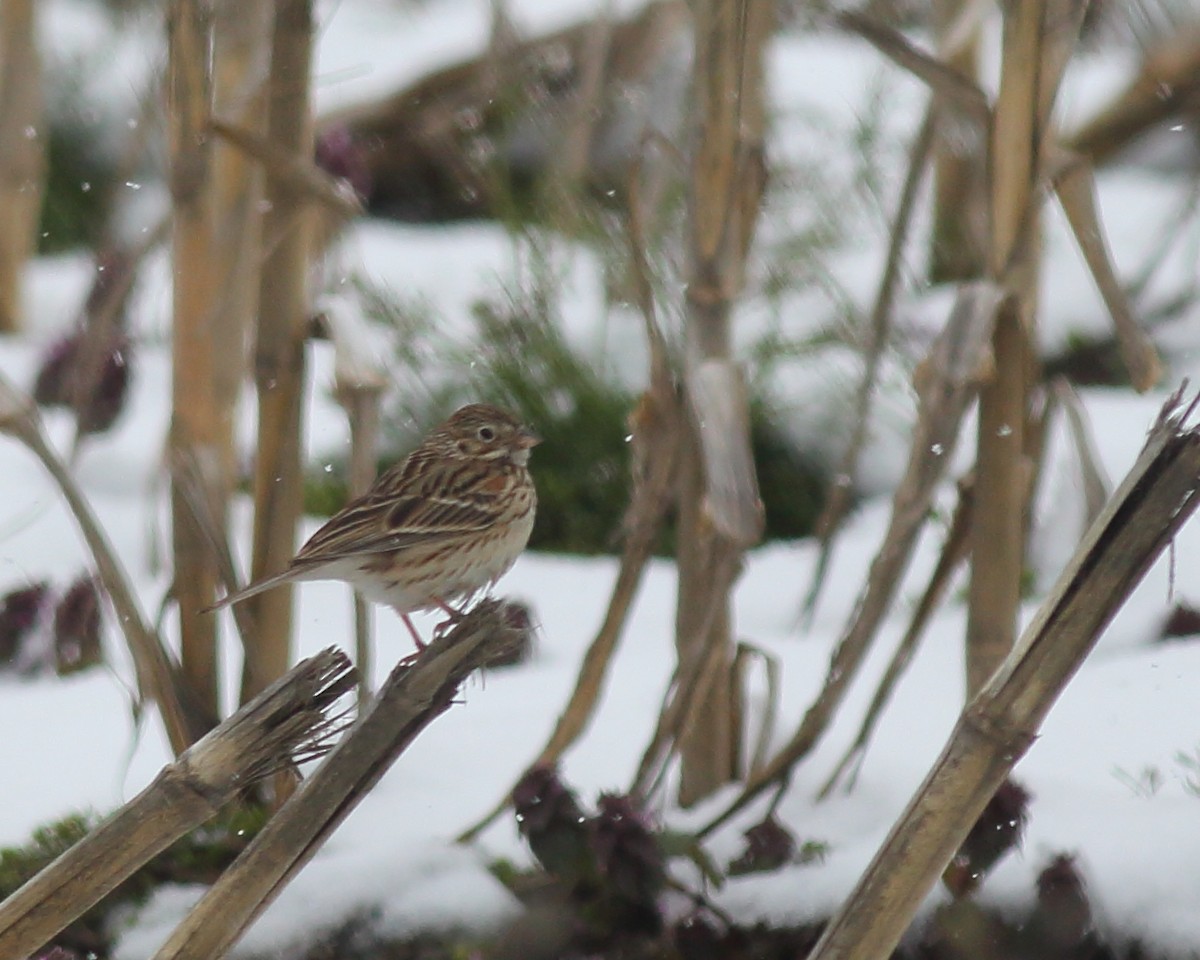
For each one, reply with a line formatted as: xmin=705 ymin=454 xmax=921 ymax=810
xmin=432 ymin=403 xmax=541 ymax=466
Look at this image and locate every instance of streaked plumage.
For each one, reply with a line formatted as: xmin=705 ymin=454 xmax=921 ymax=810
xmin=211 ymin=403 xmax=539 ymax=647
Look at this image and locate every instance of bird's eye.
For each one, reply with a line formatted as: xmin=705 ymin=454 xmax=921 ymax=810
xmin=478 ymin=425 xmax=496 ymax=442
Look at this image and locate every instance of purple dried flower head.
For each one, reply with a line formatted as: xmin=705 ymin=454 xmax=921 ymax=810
xmin=591 ymin=793 xmax=665 ymax=914
xmin=1030 ymin=853 xmax=1093 ymax=948
xmin=673 ymin=913 xmax=730 ymax=960
xmin=33 ymin=328 xmax=132 ymax=437
xmin=54 ymin=574 xmax=104 ymax=675
xmin=513 ymin=765 xmax=594 ymax=883
xmin=728 ymin=815 xmax=797 ymax=877
xmin=80 ymin=329 xmax=131 ymax=436
xmin=34 ymin=247 xmax=135 ymax=441
xmin=944 ymin=777 xmax=1033 ymax=897
xmin=0 ymin=582 xmax=50 ymax=665
xmin=33 ymin=334 xmax=77 ymax=408
xmin=1159 ymin=602 xmax=1200 ymax=641
xmin=513 ymin=765 xmax=583 ymax=834
xmin=1037 ymin=853 xmax=1086 ymax=901
xmin=315 ymin=124 xmax=372 ymax=203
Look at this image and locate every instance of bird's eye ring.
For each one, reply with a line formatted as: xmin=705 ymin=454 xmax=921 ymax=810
xmin=478 ymin=425 xmax=496 ymax=442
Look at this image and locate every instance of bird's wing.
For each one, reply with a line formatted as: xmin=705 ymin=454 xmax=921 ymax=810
xmin=292 ymin=460 xmax=503 ymax=566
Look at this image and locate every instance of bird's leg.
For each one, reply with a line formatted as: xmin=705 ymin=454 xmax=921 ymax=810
xmin=432 ymin=596 xmax=466 ymax=638
xmin=434 ymin=597 xmax=465 ymax=618
xmin=399 ymin=611 xmax=427 ymax=651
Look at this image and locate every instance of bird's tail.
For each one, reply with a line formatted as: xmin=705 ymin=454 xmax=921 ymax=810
xmin=203 ymin=569 xmax=299 ymax=613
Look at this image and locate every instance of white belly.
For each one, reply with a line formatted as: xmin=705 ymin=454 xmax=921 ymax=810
xmin=340 ymin=506 xmax=535 ymax=613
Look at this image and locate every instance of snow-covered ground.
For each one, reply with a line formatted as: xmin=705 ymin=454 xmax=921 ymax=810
xmin=4 ymin=0 xmax=1200 ymax=957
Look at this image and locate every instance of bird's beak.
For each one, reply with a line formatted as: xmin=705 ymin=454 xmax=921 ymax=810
xmin=516 ymin=427 xmax=542 ymax=449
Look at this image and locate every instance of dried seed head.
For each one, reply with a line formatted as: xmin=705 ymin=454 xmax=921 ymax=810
xmin=53 ymin=574 xmax=104 ymax=675
xmin=512 ymin=765 xmax=594 ymax=883
xmin=591 ymin=792 xmax=665 ymax=934
xmin=944 ymin=777 xmax=1033 ymax=897
xmin=315 ymin=125 xmax=372 ymax=203
xmin=728 ymin=815 xmax=798 ymax=877
xmin=33 ymin=328 xmax=132 ymax=437
xmin=0 ymin=582 xmax=51 ymax=666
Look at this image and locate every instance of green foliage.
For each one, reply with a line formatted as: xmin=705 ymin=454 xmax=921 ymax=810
xmin=750 ymin=398 xmax=828 ymax=543
xmin=0 ymin=811 xmax=95 ymax=897
xmin=486 ymin=856 xmax=526 ymax=891
xmin=0 ymin=804 xmax=269 ymax=957
xmin=297 ymin=53 xmax=907 ymax=555
xmin=457 ymin=290 xmax=829 ymax=550
xmin=1113 ymin=764 xmax=1165 ymax=798
xmin=797 ymin=838 xmax=832 ymax=865
xmin=847 ymin=73 xmax=899 ymax=222
xmin=459 ymin=294 xmax=636 ymax=553
xmin=1175 ymin=747 xmax=1200 ymax=798
xmin=305 ymin=275 xmax=830 ymax=554
xmin=1114 ymin=749 xmax=1200 ymax=800
xmin=39 ymin=81 xmax=115 ymax=253
xmin=658 ymin=828 xmax=725 ymax=888
xmin=304 ymin=471 xmax=350 ymax=521
xmin=139 ymin=802 xmax=270 ymax=887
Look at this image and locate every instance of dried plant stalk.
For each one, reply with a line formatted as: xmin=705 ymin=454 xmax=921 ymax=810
xmin=1066 ymin=27 xmax=1200 ymax=167
xmin=967 ymin=3 xmax=1035 ymax=695
xmin=0 ymin=374 xmax=200 ymax=754
xmin=323 ymin=303 xmax=388 ymax=708
xmin=671 ymin=0 xmax=769 ymax=807
xmin=455 ymin=172 xmax=681 ymax=843
xmin=806 ymin=391 xmax=1200 ymax=960
xmin=153 ymin=601 xmax=524 ymax=960
xmin=347 ymin=402 xmax=379 ymax=709
xmin=633 ymin=546 xmax=742 ymax=800
xmin=966 ymin=298 xmax=1029 ymax=695
xmin=838 ymin=11 xmax=989 ymax=127
xmin=803 ymin=105 xmax=935 ymax=621
xmin=966 ymin=0 xmax=1087 ymax=697
xmin=702 ymin=283 xmax=1002 ymax=836
xmin=1050 ymin=378 xmax=1110 ymax=525
xmin=209 ymin=0 xmax=271 ymax=593
xmin=546 ymin=12 xmax=613 ymax=229
xmin=243 ymin=0 xmax=316 ymax=703
xmin=210 ymin=119 xmax=362 ymax=222
xmin=0 ymin=648 xmax=355 ymax=960
xmin=0 ymin=0 xmax=43 ymax=333
xmin=819 ymin=475 xmax=975 ymax=798
xmin=168 ymin=0 xmax=223 ymax=719
xmin=929 ymin=0 xmax=985 ymax=282
xmin=847 ymin=8 xmax=1164 ymax=403
xmin=1050 ymin=150 xmax=1162 ymax=392
xmin=735 ymin=641 xmax=780 ymax=779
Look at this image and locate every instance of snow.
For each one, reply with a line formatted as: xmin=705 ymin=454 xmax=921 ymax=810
xmin=313 ymin=0 xmax=658 ymax=116
xmin=5 ymin=0 xmax=1200 ymax=957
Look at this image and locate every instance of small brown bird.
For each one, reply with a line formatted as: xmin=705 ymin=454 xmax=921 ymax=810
xmin=211 ymin=403 xmax=540 ymax=648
